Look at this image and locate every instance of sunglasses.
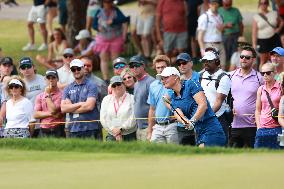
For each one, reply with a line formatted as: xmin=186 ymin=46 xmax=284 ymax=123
xmin=71 ymin=67 xmax=82 ymax=72
xmin=8 ymin=84 xmax=21 ymax=89
xmin=123 ymin=76 xmax=133 ymax=81
xmin=64 ymin=54 xmax=74 ymax=58
xmin=129 ymin=64 xmax=142 ymax=69
xmin=111 ymin=83 xmax=122 ymax=88
xmin=240 ymin=55 xmax=252 ymax=60
xmin=176 ymin=61 xmax=188 ymax=66
xmin=47 ymin=76 xmax=57 ymax=80
xmin=260 ymin=71 xmax=273 ymax=76
xmin=20 ymin=64 xmax=32 ymax=70
xmin=114 ymin=63 xmax=126 ymax=69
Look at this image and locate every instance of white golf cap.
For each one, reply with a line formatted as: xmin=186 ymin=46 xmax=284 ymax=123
xmin=201 ymin=51 xmax=218 ymax=61
xmin=70 ymin=59 xmax=84 ymax=68
xmin=8 ymin=79 xmax=23 ymax=87
xmin=75 ymin=29 xmax=91 ymax=40
xmin=160 ymin=67 xmax=180 ymax=77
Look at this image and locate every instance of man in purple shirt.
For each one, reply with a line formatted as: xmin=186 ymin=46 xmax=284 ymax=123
xmin=230 ymin=46 xmax=263 ymax=148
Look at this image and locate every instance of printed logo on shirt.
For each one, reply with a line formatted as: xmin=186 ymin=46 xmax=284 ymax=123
xmin=69 ymin=89 xmax=76 ymax=94
xmin=29 ymin=85 xmax=41 ymax=92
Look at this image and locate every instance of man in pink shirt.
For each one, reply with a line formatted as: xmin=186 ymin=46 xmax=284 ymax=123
xmin=34 ymin=69 xmax=65 ymax=137
xmin=156 ymin=0 xmax=188 ymax=59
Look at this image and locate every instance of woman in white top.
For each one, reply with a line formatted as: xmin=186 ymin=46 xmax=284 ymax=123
xmin=3 ymin=76 xmax=33 ymax=138
xmin=100 ymin=76 xmax=137 ymax=141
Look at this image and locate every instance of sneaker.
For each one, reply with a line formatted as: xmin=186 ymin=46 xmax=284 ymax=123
xmin=22 ymin=43 xmax=36 ymax=51
xmin=37 ymin=43 xmax=48 ymax=51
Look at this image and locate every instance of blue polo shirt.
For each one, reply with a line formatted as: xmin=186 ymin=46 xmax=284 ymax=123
xmin=63 ymin=78 xmax=99 ymax=132
xmin=191 ymin=71 xmax=200 ymax=83
xmin=147 ymin=80 xmax=173 ymax=123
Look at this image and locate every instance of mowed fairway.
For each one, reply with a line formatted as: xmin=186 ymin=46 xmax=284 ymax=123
xmin=0 ymin=149 xmax=283 ymax=189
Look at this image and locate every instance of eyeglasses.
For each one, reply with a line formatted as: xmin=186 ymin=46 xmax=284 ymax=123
xmin=64 ymin=54 xmax=74 ymax=58
xmin=129 ymin=64 xmax=142 ymax=69
xmin=176 ymin=61 xmax=188 ymax=66
xmin=71 ymin=67 xmax=82 ymax=72
xmin=123 ymin=76 xmax=133 ymax=81
xmin=20 ymin=64 xmax=32 ymax=70
xmin=260 ymin=71 xmax=273 ymax=76
xmin=240 ymin=55 xmax=252 ymax=60
xmin=114 ymin=63 xmax=126 ymax=69
xmin=111 ymin=83 xmax=122 ymax=88
xmin=8 ymin=84 xmax=21 ymax=89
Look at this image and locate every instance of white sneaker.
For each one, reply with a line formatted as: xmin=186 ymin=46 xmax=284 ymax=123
xmin=22 ymin=43 xmax=36 ymax=51
xmin=37 ymin=43 xmax=48 ymax=51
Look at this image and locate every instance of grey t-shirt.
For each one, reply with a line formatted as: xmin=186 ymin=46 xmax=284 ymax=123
xmin=134 ymin=75 xmax=155 ymax=129
xmin=87 ymin=74 xmax=107 ymax=111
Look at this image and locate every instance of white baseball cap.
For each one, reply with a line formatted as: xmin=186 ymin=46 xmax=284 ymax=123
xmin=160 ymin=67 xmax=180 ymax=77
xmin=70 ymin=59 xmax=84 ymax=68
xmin=201 ymin=51 xmax=218 ymax=61
xmin=8 ymin=79 xmax=23 ymax=87
xmin=75 ymin=29 xmax=91 ymax=40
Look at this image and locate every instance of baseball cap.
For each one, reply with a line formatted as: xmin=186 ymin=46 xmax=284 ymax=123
xmin=201 ymin=51 xmax=218 ymax=61
xmin=160 ymin=67 xmax=180 ymax=77
xmin=45 ymin=69 xmax=58 ymax=78
xmin=113 ymin=57 xmax=127 ymax=66
xmin=75 ymin=29 xmax=91 ymax=40
xmin=70 ymin=59 xmax=84 ymax=68
xmin=129 ymin=55 xmax=145 ymax=65
xmin=0 ymin=57 xmax=13 ymax=65
xmin=63 ymin=48 xmax=74 ymax=55
xmin=110 ymin=76 xmax=123 ymax=85
xmin=209 ymin=0 xmax=220 ymax=4
xmin=270 ymin=47 xmax=284 ymax=56
xmin=19 ymin=57 xmax=33 ymax=68
xmin=8 ymin=78 xmax=23 ymax=87
xmin=176 ymin=53 xmax=191 ymax=62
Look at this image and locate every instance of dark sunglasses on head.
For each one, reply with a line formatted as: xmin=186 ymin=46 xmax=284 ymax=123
xmin=8 ymin=84 xmax=21 ymax=89
xmin=111 ymin=82 xmax=122 ymax=88
xmin=114 ymin=63 xmax=126 ymax=69
xmin=129 ymin=63 xmax=142 ymax=69
xmin=64 ymin=54 xmax=74 ymax=58
xmin=123 ymin=76 xmax=133 ymax=81
xmin=176 ymin=61 xmax=188 ymax=66
xmin=71 ymin=67 xmax=82 ymax=72
xmin=240 ymin=55 xmax=252 ymax=60
xmin=20 ymin=64 xmax=32 ymax=70
xmin=260 ymin=71 xmax=273 ymax=76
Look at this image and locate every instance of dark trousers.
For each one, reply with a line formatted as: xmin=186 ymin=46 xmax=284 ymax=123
xmin=218 ymin=113 xmax=230 ymax=144
xmin=39 ymin=125 xmax=66 ymax=138
xmin=177 ymin=127 xmax=196 ymax=146
xmin=69 ymin=129 xmax=101 ymax=139
xmin=106 ymin=131 xmax=137 ymax=142
xmin=229 ymin=127 xmax=257 ymax=148
xmin=223 ymin=32 xmax=239 ymax=62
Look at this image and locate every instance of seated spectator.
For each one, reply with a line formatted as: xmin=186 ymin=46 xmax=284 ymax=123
xmin=34 ymin=69 xmax=65 ymax=138
xmin=100 ymin=76 xmax=137 ymax=141
xmin=3 ymin=77 xmax=33 ymax=138
xmin=36 ymin=28 xmax=68 ymax=69
xmin=113 ymin=57 xmax=127 ymax=76
xmin=74 ymin=29 xmax=96 ymax=56
xmin=120 ymin=68 xmax=136 ymax=94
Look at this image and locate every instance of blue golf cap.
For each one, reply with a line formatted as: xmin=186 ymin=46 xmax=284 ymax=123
xmin=129 ymin=55 xmax=145 ymax=65
xmin=176 ymin=53 xmax=191 ymax=62
xmin=19 ymin=57 xmax=33 ymax=68
xmin=270 ymin=47 xmax=284 ymax=56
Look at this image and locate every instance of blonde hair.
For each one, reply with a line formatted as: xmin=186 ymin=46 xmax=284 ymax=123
xmin=152 ymin=55 xmax=171 ymax=69
xmin=5 ymin=75 xmax=27 ymax=97
xmin=261 ymin=62 xmax=275 ymax=72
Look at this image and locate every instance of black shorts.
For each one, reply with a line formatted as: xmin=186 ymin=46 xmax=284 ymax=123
xmin=257 ymin=33 xmax=281 ymax=53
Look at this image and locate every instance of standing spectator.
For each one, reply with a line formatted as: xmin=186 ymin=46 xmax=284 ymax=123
xmin=34 ymin=69 xmax=65 ymax=137
xmin=161 ymin=67 xmax=226 ymax=147
xmin=197 ymin=0 xmax=226 ymax=69
xmin=36 ymin=28 xmax=68 ymax=69
xmin=218 ymin=0 xmax=243 ymax=66
xmin=229 ymin=36 xmax=250 ymax=71
xmin=61 ymin=59 xmax=100 ymax=138
xmin=156 ymin=0 xmax=188 ymax=59
xmin=100 ymin=76 xmax=137 ymax=141
xmin=86 ymin=0 xmax=100 ymax=33
xmin=176 ymin=53 xmax=200 ymax=82
xmin=200 ymin=51 xmax=232 ymax=143
xmin=252 ymin=0 xmax=283 ymax=69
xmin=230 ymin=46 xmax=263 ymax=148
xmin=270 ymin=47 xmax=284 ymax=81
xmin=92 ymin=0 xmax=129 ymax=82
xmin=58 ymin=0 xmax=67 ymax=32
xmin=129 ymin=55 xmax=155 ymax=141
xmin=22 ymin=0 xmax=48 ymax=51
xmin=3 ymin=77 xmax=33 ymax=138
xmin=45 ymin=0 xmax=58 ymax=37
xmin=120 ymin=68 xmax=136 ymax=95
xmin=255 ymin=63 xmax=282 ymax=149
xmin=147 ymin=55 xmax=178 ymax=144
xmin=198 ymin=0 xmax=210 ymax=16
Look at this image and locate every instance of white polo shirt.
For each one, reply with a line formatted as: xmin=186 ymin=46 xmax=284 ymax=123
xmin=197 ymin=9 xmax=223 ymax=43
xmin=200 ymin=69 xmax=231 ymax=117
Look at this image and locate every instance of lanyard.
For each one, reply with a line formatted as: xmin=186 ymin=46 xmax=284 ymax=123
xmin=114 ymin=94 xmax=127 ymax=115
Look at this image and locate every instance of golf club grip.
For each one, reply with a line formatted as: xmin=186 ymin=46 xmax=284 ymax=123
xmin=162 ymin=96 xmax=188 ymax=124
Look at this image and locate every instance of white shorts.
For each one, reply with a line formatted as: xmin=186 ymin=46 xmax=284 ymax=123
xmin=136 ymin=15 xmax=155 ymax=35
xmin=150 ymin=122 xmax=179 ymax=144
xmin=27 ymin=5 xmax=47 ymax=23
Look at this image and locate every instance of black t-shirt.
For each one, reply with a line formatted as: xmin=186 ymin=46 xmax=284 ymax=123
xmin=33 ymin=0 xmax=45 ymax=6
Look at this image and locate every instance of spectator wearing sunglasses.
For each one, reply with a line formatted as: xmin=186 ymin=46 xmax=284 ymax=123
xmin=3 ymin=76 xmax=33 ymax=138
xmin=113 ymin=57 xmax=127 ymax=76
xmin=19 ymin=57 xmax=46 ymax=137
xmin=176 ymin=53 xmax=199 ymax=83
xmin=129 ymin=55 xmax=155 ymax=141
xmin=61 ymin=59 xmax=100 ymax=138
xmin=255 ymin=63 xmax=282 ymax=149
xmin=230 ymin=46 xmax=264 ymax=148
xmin=120 ymin=68 xmax=136 ymax=95
xmin=100 ymin=76 xmax=137 ymax=141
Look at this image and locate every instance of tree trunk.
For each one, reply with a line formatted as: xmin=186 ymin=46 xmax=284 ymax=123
xmin=66 ymin=0 xmax=89 ymax=47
